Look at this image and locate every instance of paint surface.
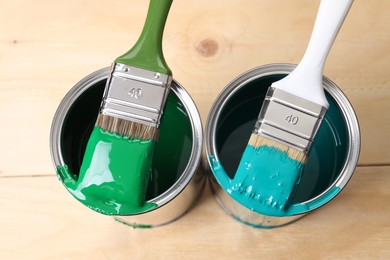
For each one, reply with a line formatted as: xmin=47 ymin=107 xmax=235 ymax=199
xmin=148 ymin=93 xmax=193 ymax=197
xmin=209 ymin=155 xmax=341 ymax=217
xmin=58 ymin=126 xmax=157 ymax=215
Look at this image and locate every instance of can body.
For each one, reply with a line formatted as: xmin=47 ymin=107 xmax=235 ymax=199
xmin=205 ymin=64 xmax=360 ymax=228
xmin=50 ymin=68 xmax=204 ymax=228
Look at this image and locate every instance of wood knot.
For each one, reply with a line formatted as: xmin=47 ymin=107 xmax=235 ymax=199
xmin=196 ymin=39 xmax=219 ymax=57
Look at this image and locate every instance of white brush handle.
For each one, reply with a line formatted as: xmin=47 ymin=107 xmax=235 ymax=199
xmin=272 ymin=0 xmax=353 ymax=108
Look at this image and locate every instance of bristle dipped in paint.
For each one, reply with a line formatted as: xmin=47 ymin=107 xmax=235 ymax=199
xmin=71 ymin=122 xmax=158 ymax=215
xmin=96 ymin=114 xmax=158 ymax=142
xmin=228 ymin=134 xmax=307 ymax=216
xmin=248 ymin=134 xmax=307 ymax=163
xmin=225 ymin=87 xmax=321 ymax=217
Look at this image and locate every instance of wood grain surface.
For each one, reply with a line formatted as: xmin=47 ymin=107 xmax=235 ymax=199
xmin=0 ymin=0 xmax=389 ymax=259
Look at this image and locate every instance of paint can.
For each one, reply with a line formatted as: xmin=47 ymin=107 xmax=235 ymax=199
xmin=205 ymin=64 xmax=360 ymax=228
xmin=50 ymin=67 xmax=204 ymax=228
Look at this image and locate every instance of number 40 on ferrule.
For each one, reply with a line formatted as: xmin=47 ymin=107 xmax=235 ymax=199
xmin=285 ymin=114 xmax=299 ymax=125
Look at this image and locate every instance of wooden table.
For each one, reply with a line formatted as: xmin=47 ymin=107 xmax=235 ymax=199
xmin=1 ymin=0 xmax=389 ymax=259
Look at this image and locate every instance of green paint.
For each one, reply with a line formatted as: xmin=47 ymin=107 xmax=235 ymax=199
xmin=210 ymin=155 xmax=341 ymax=217
xmin=150 ymin=94 xmax=193 ymax=196
xmin=57 ymin=91 xmax=193 ymax=215
xmin=231 ymin=145 xmax=304 ymax=216
xmin=114 ymin=218 xmax=152 ymax=229
xmin=58 ymin=126 xmax=157 ymax=215
xmin=115 ymin=0 xmax=173 ymax=75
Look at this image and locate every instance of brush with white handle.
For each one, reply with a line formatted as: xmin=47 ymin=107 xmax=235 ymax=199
xmin=232 ymin=0 xmax=354 ymax=216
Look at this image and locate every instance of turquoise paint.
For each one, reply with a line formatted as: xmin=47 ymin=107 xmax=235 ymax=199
xmin=284 ymin=185 xmax=341 ymax=215
xmin=231 ymin=214 xmax=300 ymax=229
xmin=231 ymin=145 xmax=304 ymax=216
xmin=210 ymin=155 xmax=341 ymax=217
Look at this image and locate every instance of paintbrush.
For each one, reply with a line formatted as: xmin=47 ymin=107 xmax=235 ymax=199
xmin=69 ymin=0 xmax=174 ymax=215
xmin=232 ymin=0 xmax=353 ymax=216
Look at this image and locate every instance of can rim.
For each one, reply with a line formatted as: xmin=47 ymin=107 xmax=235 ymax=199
xmin=205 ymin=63 xmax=360 ymax=212
xmin=50 ymin=67 xmax=203 ymax=209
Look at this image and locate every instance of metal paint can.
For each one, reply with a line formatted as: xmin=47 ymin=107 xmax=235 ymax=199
xmin=50 ymin=67 xmax=204 ymax=228
xmin=205 ymin=64 xmax=360 ymax=228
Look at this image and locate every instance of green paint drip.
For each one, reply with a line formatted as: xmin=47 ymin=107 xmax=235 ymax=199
xmin=210 ymin=154 xmax=342 ymax=217
xmin=114 ymin=218 xmax=152 ymax=229
xmin=57 ymin=126 xmax=157 ymax=215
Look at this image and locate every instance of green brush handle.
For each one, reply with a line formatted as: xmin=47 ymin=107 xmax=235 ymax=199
xmin=115 ymin=0 xmax=173 ymax=75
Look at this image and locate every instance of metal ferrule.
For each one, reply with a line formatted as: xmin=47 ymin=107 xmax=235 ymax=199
xmin=254 ymin=87 xmax=327 ymax=153
xmin=100 ymin=63 xmax=172 ymax=128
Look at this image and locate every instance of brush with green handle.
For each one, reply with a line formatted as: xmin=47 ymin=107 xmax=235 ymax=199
xmin=62 ymin=0 xmax=173 ymax=215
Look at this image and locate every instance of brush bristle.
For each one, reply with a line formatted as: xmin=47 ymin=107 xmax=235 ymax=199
xmin=96 ymin=114 xmax=158 ymax=141
xmin=248 ymin=133 xmax=307 ymax=164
